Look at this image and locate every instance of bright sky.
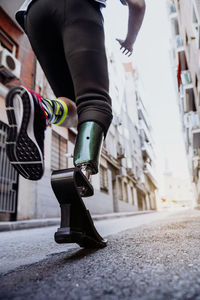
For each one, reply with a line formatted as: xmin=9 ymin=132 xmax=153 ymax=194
xmin=102 ymin=0 xmax=190 ymax=184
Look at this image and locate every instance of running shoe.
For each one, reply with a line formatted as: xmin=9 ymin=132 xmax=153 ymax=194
xmin=5 ymin=86 xmax=47 ymax=180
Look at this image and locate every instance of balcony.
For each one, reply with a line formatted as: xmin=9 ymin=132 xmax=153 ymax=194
xmin=181 ymin=70 xmax=193 ymax=87
xmin=141 ymin=141 xmax=154 ymax=161
xmin=126 ymin=168 xmax=137 ymax=181
xmin=137 ymin=102 xmax=150 ymax=126
xmin=139 ymin=119 xmax=152 ymax=143
xmin=143 ymin=162 xmax=158 ymax=188
xmin=191 ymin=112 xmax=200 ymax=129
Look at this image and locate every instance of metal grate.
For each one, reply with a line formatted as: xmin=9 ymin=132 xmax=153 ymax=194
xmin=0 ymin=122 xmax=18 ymax=213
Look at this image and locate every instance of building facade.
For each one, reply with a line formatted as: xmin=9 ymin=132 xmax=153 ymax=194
xmin=0 ymin=2 xmax=36 ymax=221
xmin=0 ymin=2 xmax=158 ymax=221
xmin=167 ymin=0 xmax=200 ymax=204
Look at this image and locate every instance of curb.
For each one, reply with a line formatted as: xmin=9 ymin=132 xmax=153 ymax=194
xmin=0 ymin=210 xmax=155 ymax=232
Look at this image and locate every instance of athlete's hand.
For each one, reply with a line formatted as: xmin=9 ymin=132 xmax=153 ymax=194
xmin=116 ymin=38 xmax=133 ymax=57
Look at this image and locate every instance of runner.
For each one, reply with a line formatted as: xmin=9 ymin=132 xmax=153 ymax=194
xmin=6 ymin=0 xmax=146 ymax=180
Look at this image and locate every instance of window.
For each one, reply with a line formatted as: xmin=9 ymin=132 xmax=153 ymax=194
xmin=192 ymin=6 xmax=200 ymax=48
xmin=0 ymin=28 xmax=17 ymax=56
xmin=173 ymin=19 xmax=179 ymax=36
xmin=68 ymin=129 xmax=76 ymax=144
xmin=131 ymin=187 xmax=134 ymax=205
xmin=184 ymin=88 xmax=196 ymax=112
xmin=118 ymin=177 xmax=123 ymax=200
xmin=124 ymin=182 xmax=128 ymax=203
xmin=51 ymin=131 xmax=68 ymax=170
xmin=185 ymin=32 xmax=188 ymax=46
xmin=100 ymin=166 xmax=108 ymax=192
xmin=195 ymin=74 xmax=198 ymax=90
xmin=179 ymin=51 xmax=188 ymax=71
xmin=0 ymin=28 xmax=19 ymax=84
xmin=186 ymin=128 xmax=190 ymax=147
xmin=193 ymin=132 xmax=200 ymax=150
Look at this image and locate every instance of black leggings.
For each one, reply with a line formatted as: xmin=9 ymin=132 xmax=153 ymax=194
xmin=25 ymin=0 xmax=113 ymax=135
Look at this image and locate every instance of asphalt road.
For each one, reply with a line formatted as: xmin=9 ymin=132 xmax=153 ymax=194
xmin=1 ymin=209 xmax=200 ymax=300
xmin=0 ymin=210 xmax=166 ymax=274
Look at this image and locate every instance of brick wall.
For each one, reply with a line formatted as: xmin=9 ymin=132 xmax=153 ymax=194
xmin=0 ymin=7 xmax=35 ymax=89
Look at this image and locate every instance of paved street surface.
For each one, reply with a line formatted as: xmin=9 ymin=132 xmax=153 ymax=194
xmin=1 ymin=209 xmax=200 ymax=299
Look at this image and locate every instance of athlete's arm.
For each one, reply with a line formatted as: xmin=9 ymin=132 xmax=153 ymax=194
xmin=116 ymin=0 xmax=146 ymax=56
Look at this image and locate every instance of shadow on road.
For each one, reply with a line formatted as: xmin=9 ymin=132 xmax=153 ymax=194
xmin=0 ymin=245 xmax=106 ymax=299
xmin=47 ymin=247 xmax=102 ymax=263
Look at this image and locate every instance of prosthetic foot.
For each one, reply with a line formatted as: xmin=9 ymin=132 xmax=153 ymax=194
xmin=51 ymin=121 xmax=107 ymax=248
xmin=74 ymin=121 xmax=104 ymax=176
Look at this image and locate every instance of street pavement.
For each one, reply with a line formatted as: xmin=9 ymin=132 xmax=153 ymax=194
xmin=1 ymin=209 xmax=200 ymax=299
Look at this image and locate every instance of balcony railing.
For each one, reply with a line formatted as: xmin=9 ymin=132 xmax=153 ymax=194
xmin=141 ymin=141 xmax=154 ymax=161
xmin=181 ymin=70 xmax=192 ymax=86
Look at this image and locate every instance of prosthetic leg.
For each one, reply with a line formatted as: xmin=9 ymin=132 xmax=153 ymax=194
xmin=51 ymin=121 xmax=107 ymax=248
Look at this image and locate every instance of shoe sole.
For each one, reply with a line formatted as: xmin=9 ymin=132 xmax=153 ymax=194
xmin=5 ymin=86 xmax=44 ymax=180
xmin=55 ymin=229 xmax=107 ymax=249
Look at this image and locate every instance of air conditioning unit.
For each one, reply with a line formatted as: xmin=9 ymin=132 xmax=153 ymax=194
xmin=0 ymin=48 xmax=21 ymax=80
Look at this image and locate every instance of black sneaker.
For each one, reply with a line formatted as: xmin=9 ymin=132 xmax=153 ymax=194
xmin=5 ymin=86 xmax=47 ymax=180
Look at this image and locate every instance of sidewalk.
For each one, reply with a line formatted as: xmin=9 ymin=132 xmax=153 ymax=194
xmin=0 ymin=210 xmax=154 ymax=232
